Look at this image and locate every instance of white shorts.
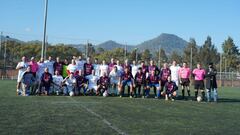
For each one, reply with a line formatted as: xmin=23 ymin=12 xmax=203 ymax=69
xmin=88 ymin=85 xmax=98 ymax=92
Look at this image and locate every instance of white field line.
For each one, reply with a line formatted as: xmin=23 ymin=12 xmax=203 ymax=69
xmin=68 ymin=97 xmax=127 ymax=135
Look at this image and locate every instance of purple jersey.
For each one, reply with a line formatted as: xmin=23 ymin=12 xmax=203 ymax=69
xmin=148 ymin=65 xmax=160 ymax=75
xmin=121 ymin=71 xmax=133 ymax=81
xmin=75 ymin=75 xmax=86 ymax=87
xmin=108 ymin=62 xmax=116 ymax=72
xmin=135 ymin=72 xmax=145 ymax=85
xmin=53 ymin=62 xmax=63 ymax=74
xmin=84 ymin=63 xmax=94 ymax=76
xmin=123 ymin=64 xmax=132 ymax=71
xmin=165 ymin=81 xmax=176 ymax=93
xmin=160 ymin=68 xmax=171 ymax=81
xmin=148 ymin=74 xmax=160 ymax=84
xmin=141 ymin=65 xmax=149 ymax=75
xmin=98 ymin=76 xmax=110 ymax=86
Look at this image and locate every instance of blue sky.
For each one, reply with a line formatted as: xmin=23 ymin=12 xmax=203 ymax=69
xmin=0 ymin=0 xmax=239 ymax=52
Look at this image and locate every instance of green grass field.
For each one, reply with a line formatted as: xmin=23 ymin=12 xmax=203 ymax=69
xmin=0 ymin=80 xmax=240 ymax=135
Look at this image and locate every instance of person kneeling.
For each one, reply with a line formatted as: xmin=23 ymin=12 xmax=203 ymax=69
xmin=96 ymin=72 xmax=110 ymax=96
xmin=164 ymin=76 xmax=177 ymax=101
xmin=62 ymin=73 xmax=76 ymax=96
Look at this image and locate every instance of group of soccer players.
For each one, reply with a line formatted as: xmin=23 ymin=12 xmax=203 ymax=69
xmin=16 ymin=55 xmax=218 ymax=102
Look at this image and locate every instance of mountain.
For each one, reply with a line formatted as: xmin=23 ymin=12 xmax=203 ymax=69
xmin=97 ymin=40 xmax=134 ymax=51
xmin=137 ymin=33 xmax=188 ymax=54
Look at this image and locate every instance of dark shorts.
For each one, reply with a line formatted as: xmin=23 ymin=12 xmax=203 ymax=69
xmin=161 ymin=80 xmax=167 ymax=87
xmin=181 ymin=78 xmax=190 ymax=86
xmin=194 ymin=80 xmax=204 ymax=90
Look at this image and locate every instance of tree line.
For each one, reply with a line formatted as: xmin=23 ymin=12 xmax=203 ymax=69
xmin=0 ymin=36 xmax=239 ymax=72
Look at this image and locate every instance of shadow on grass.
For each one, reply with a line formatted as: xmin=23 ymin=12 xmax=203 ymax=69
xmin=217 ymin=98 xmax=240 ymax=103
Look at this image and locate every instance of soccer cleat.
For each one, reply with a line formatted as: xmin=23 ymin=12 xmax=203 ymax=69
xmin=171 ymin=98 xmax=175 ymax=101
xmin=154 ymin=96 xmax=158 ymax=99
xmin=119 ymin=95 xmax=122 ymax=98
xmin=129 ymin=95 xmax=133 ymax=98
xmin=142 ymin=96 xmax=145 ymax=99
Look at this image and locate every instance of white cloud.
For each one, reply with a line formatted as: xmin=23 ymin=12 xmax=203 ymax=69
xmin=25 ymin=27 xmax=31 ymax=32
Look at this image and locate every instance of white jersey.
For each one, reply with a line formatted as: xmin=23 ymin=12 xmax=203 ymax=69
xmin=67 ymin=64 xmax=78 ymax=73
xmin=53 ymin=75 xmax=63 ymax=86
xmin=16 ymin=62 xmax=29 ymax=82
xmin=109 ymin=70 xmax=121 ymax=84
xmin=37 ymin=62 xmax=46 ymax=81
xmin=131 ymin=65 xmax=139 ymax=78
xmin=93 ymin=64 xmax=100 ymax=77
xmin=65 ymin=77 xmax=76 ymax=87
xmin=85 ymin=75 xmax=99 ymax=91
xmin=76 ymin=60 xmax=86 ymax=71
xmin=44 ymin=60 xmax=54 ymax=75
xmin=116 ymin=65 xmax=123 ymax=74
xmin=100 ymin=64 xmax=109 ymax=76
xmin=170 ymin=65 xmax=180 ymax=85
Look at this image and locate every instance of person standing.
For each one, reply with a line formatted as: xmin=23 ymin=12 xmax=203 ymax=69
xmin=170 ymin=61 xmax=180 ymax=96
xmin=205 ymin=63 xmax=218 ymax=102
xmin=192 ymin=63 xmax=206 ymax=101
xmin=178 ymin=62 xmax=191 ymax=100
xmin=16 ymin=56 xmax=29 ymax=95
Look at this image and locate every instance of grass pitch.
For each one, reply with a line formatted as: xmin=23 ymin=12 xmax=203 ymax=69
xmin=0 ymin=80 xmax=240 ymax=135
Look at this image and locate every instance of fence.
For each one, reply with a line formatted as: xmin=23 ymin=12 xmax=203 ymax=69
xmin=1 ymin=69 xmax=240 ymax=87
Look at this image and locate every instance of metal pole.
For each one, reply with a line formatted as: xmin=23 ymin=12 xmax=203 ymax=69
xmin=135 ymin=48 xmax=138 ymax=62
xmin=159 ymin=46 xmax=161 ymax=67
xmin=190 ymin=47 xmax=193 ymax=70
xmin=41 ymin=0 xmax=48 ymax=60
xmin=4 ymin=37 xmax=7 ymax=76
xmin=0 ymin=31 xmax=2 ymax=53
xmin=124 ymin=43 xmax=127 ymax=60
xmin=220 ymin=53 xmax=222 ymax=87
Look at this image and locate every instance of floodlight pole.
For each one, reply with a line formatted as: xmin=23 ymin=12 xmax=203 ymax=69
xmin=41 ymin=0 xmax=48 ymax=60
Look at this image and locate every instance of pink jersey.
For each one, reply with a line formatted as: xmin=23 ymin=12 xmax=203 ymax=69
xmin=29 ymin=61 xmax=39 ymax=73
xmin=178 ymin=67 xmax=191 ymax=79
xmin=192 ymin=68 xmax=205 ymax=80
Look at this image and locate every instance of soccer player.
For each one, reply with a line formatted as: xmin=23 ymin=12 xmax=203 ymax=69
xmin=134 ymin=67 xmax=146 ymax=98
xmin=164 ymin=76 xmax=177 ymax=101
xmin=53 ymin=57 xmax=63 ymax=75
xmin=93 ymin=58 xmax=101 ymax=77
xmin=140 ymin=61 xmax=149 ymax=77
xmin=21 ymin=66 xmax=36 ymax=96
xmin=39 ymin=68 xmax=53 ymax=95
xmin=96 ymin=72 xmax=110 ymax=96
xmin=62 ymin=72 xmax=76 ymax=96
xmin=100 ymin=60 xmax=109 ymax=76
xmin=62 ymin=58 xmax=69 ymax=78
xmin=148 ymin=60 xmax=160 ymax=76
xmin=52 ymin=70 xmax=64 ymax=95
xmin=16 ymin=56 xmax=29 ymax=95
xmin=178 ymin=62 xmax=191 ymax=100
xmin=75 ymin=70 xmax=87 ymax=96
xmin=67 ymin=59 xmax=78 ymax=76
xmin=131 ymin=60 xmax=139 ymax=78
xmin=85 ymin=70 xmax=99 ymax=95
xmin=192 ymin=63 xmax=206 ymax=101
xmin=170 ymin=61 xmax=180 ymax=96
xmin=109 ymin=66 xmax=121 ymax=96
xmin=123 ymin=59 xmax=132 ymax=71
xmin=119 ymin=68 xmax=134 ymax=98
xmin=108 ymin=58 xmax=116 ymax=73
xmin=205 ymin=63 xmax=218 ymax=102
xmin=116 ymin=60 xmax=124 ymax=74
xmin=28 ymin=57 xmax=39 ymax=77
xmin=146 ymin=70 xmax=161 ymax=98
xmin=76 ymin=55 xmax=86 ymax=71
xmin=160 ymin=63 xmax=171 ymax=96
xmin=84 ymin=57 xmax=94 ymax=76
xmin=44 ymin=56 xmax=55 ymax=75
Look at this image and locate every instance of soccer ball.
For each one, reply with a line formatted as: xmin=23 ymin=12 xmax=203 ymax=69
xmin=197 ymin=96 xmax=202 ymax=102
xmin=103 ymin=91 xmax=108 ymax=97
xmin=69 ymin=91 xmax=74 ymax=97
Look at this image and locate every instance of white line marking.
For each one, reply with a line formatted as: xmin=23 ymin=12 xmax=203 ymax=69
xmin=68 ymin=97 xmax=127 ymax=135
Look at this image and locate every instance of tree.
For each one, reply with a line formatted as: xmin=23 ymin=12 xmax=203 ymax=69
xmin=183 ymin=38 xmax=199 ymax=68
xmin=198 ymin=36 xmax=219 ymax=68
xmin=141 ymin=49 xmax=151 ymax=61
xmin=170 ymin=51 xmax=183 ymax=64
xmin=222 ymin=37 xmax=240 ymax=71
